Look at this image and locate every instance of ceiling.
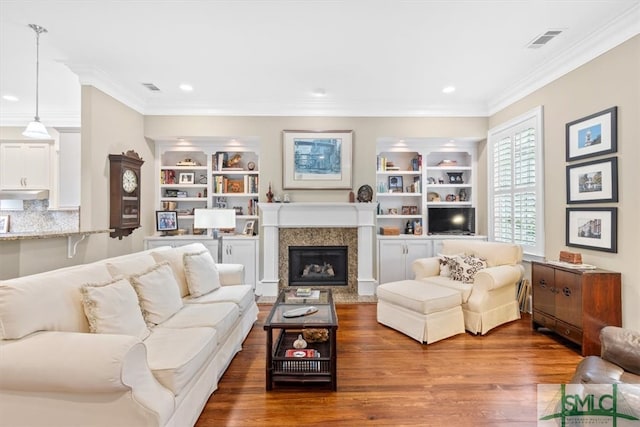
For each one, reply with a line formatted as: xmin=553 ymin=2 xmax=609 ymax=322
xmin=1 ymin=0 xmax=639 ymax=127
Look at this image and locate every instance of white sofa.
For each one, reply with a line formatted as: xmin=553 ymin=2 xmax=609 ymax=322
xmin=0 ymin=243 xmax=258 ymax=427
xmin=411 ymin=239 xmax=524 ymax=335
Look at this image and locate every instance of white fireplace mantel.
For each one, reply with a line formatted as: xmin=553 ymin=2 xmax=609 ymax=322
xmin=258 ymin=202 xmax=377 ymax=296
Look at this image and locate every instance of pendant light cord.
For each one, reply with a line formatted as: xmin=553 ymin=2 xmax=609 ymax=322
xmin=28 ymin=24 xmax=47 ymax=122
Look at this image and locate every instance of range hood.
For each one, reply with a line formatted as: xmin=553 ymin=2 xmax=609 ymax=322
xmin=0 ymin=189 xmax=50 ymax=200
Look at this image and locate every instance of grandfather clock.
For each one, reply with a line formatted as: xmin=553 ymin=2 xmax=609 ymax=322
xmin=109 ymin=150 xmax=144 ymax=239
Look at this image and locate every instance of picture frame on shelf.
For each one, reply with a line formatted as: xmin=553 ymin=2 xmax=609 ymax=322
xmin=179 ymin=172 xmax=195 ymax=184
xmin=0 ymin=215 xmax=9 ymax=233
xmin=566 ymin=106 xmax=617 ymax=161
xmin=282 ymin=130 xmax=353 ymax=189
xmin=225 ymin=179 xmax=244 ymax=193
xmin=243 ymin=220 xmax=255 ymax=236
xmin=566 ymin=157 xmax=618 ymax=204
xmin=388 ymin=175 xmax=403 ymax=192
xmin=566 ymin=207 xmax=617 ymax=253
xmin=156 ymin=211 xmax=178 ymax=234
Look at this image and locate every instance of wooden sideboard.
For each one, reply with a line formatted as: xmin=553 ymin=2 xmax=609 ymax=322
xmin=531 ymin=261 xmax=621 ymax=356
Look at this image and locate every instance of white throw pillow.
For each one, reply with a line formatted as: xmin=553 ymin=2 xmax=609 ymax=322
xmin=183 ymin=250 xmax=221 ymax=297
xmin=81 ymin=277 xmax=150 ymax=340
xmin=438 ymin=254 xmax=460 ymax=277
xmin=450 ymin=255 xmax=487 ymax=283
xmin=129 ymin=262 xmax=184 ymax=326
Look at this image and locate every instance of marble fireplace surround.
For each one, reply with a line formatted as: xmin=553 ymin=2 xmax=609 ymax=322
xmin=259 ymin=203 xmax=377 ymax=297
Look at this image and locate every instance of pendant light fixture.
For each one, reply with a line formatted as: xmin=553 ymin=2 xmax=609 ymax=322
xmin=22 ymin=24 xmax=50 ymax=139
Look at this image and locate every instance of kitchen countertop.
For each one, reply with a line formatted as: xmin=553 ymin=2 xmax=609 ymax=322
xmin=0 ymin=229 xmax=111 ymax=241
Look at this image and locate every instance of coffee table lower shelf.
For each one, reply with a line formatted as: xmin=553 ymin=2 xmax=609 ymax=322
xmin=268 ymin=330 xmax=335 ymax=389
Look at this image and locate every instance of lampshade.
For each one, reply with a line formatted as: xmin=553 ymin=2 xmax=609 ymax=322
xmin=194 ymin=208 xmax=236 ymax=230
xmin=22 ymin=120 xmax=50 ymax=139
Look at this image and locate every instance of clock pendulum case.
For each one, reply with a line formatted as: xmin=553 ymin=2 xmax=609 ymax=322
xmin=108 ymin=150 xmax=144 ymax=239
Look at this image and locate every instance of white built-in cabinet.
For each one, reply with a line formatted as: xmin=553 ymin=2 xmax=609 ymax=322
xmin=0 ymin=141 xmax=52 ymax=190
xmin=144 ymin=138 xmax=261 ymax=290
xmin=375 ymin=138 xmax=485 ymax=284
xmin=376 ymin=139 xmax=478 ymax=235
xmin=377 ymin=238 xmax=432 ymax=284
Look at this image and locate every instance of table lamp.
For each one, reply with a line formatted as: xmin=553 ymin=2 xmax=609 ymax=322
xmin=193 ymin=208 xmax=236 ymax=263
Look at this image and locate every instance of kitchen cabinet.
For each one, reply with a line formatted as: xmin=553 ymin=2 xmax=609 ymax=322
xmin=0 ymin=142 xmax=52 ymax=190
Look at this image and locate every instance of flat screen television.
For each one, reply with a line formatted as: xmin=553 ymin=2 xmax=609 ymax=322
xmin=427 ymin=207 xmax=475 ymax=235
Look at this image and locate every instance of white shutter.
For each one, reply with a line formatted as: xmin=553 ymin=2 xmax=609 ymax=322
xmin=488 ymin=106 xmax=544 ymax=257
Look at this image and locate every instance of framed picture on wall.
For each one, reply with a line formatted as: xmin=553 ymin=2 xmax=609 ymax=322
xmin=566 ymin=207 xmax=617 ymax=253
xmin=566 ymin=157 xmax=618 ymax=204
xmin=282 ymin=130 xmax=353 ymax=189
xmin=566 ymin=106 xmax=617 ymax=161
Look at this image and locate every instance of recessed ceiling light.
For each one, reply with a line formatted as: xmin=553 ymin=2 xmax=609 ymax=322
xmin=442 ymin=86 xmax=456 ymax=94
xmin=312 ymin=88 xmax=326 ymax=97
xmin=2 ymin=95 xmax=19 ymax=101
xmin=179 ymin=83 xmax=193 ymax=92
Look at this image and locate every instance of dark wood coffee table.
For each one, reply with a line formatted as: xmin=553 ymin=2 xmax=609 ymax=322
xmin=263 ymin=289 xmax=338 ymax=390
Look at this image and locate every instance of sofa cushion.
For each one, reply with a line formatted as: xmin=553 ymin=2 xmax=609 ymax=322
xmin=144 ymin=326 xmax=218 ymax=396
xmin=0 ymin=263 xmax=113 ymax=339
xmin=183 ymin=250 xmax=221 ymax=297
xmin=151 ymin=243 xmax=210 ymax=297
xmin=157 ymin=302 xmax=239 ymax=344
xmin=80 ymin=277 xmax=150 ymax=340
xmin=419 ymin=276 xmax=474 ymax=303
xmin=106 ymin=253 xmax=158 ymax=278
xmin=129 ymin=262 xmax=184 ymax=326
xmin=185 ymin=284 xmax=255 ymax=315
xmin=376 ymin=280 xmax=461 ymax=315
xmin=450 ymin=255 xmax=487 ymax=283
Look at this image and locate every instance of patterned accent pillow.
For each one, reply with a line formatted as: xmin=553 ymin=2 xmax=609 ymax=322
xmin=438 ymin=254 xmax=460 ymax=277
xmin=450 ymin=255 xmax=487 ymax=283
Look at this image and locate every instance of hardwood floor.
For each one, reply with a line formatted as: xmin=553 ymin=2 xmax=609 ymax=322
xmin=195 ymin=304 xmax=583 ymax=426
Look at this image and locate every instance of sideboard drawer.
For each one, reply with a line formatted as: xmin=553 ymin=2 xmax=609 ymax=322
xmin=533 ymin=310 xmax=556 ymax=329
xmin=556 ymin=319 xmax=583 ymax=346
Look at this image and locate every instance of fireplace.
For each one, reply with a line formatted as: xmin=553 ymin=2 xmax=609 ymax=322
xmin=288 ymin=246 xmax=348 ymax=286
xmin=258 ymin=202 xmax=377 ymax=297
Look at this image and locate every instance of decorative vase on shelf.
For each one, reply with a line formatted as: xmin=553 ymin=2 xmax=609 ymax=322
xmin=458 ymin=188 xmax=467 ymax=202
xmin=293 ymin=334 xmax=307 ymax=349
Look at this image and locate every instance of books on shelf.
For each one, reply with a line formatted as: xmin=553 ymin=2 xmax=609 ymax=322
xmin=285 ymin=348 xmax=319 ymax=358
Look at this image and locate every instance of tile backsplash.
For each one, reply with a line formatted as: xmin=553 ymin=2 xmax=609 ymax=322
xmin=0 ymin=200 xmax=79 ymax=233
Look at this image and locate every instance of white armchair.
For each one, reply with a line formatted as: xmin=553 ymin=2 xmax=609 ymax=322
xmin=412 ymin=240 xmax=524 ymax=335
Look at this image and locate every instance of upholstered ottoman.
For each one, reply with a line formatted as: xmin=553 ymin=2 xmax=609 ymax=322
xmin=376 ymin=280 xmax=465 ymax=344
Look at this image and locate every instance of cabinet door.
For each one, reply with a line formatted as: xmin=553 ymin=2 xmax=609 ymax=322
xmin=222 ymin=239 xmax=256 ymax=287
xmin=532 ymin=264 xmax=556 ymax=317
xmin=378 ymin=240 xmax=408 ymax=284
xmin=0 ymin=143 xmax=50 ymax=189
xmin=554 ymin=270 xmax=583 ymax=328
xmin=23 ymin=143 xmax=51 ymax=188
xmin=404 ymin=240 xmax=432 ymax=279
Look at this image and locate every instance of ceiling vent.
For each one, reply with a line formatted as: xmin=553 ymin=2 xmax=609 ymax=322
xmin=527 ymin=30 xmax=563 ymax=49
xmin=142 ymin=82 xmax=161 ymax=91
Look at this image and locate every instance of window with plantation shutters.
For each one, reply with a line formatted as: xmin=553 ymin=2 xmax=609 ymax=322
xmin=488 ymin=106 xmax=545 ymax=257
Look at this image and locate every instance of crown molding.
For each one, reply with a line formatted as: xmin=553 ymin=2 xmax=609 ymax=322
xmin=0 ymin=110 xmax=80 ymax=127
xmin=488 ymin=2 xmax=640 ymax=116
xmin=66 ymin=64 xmax=146 ymax=115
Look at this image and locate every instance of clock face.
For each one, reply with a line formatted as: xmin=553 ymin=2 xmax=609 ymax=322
xmin=122 ymin=169 xmax=138 ymax=193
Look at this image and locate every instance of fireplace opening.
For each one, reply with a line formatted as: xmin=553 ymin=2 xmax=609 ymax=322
xmin=288 ymin=246 xmax=348 ymax=286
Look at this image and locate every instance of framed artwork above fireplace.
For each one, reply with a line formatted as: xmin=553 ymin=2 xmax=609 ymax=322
xmin=282 ymin=130 xmax=353 ymax=189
